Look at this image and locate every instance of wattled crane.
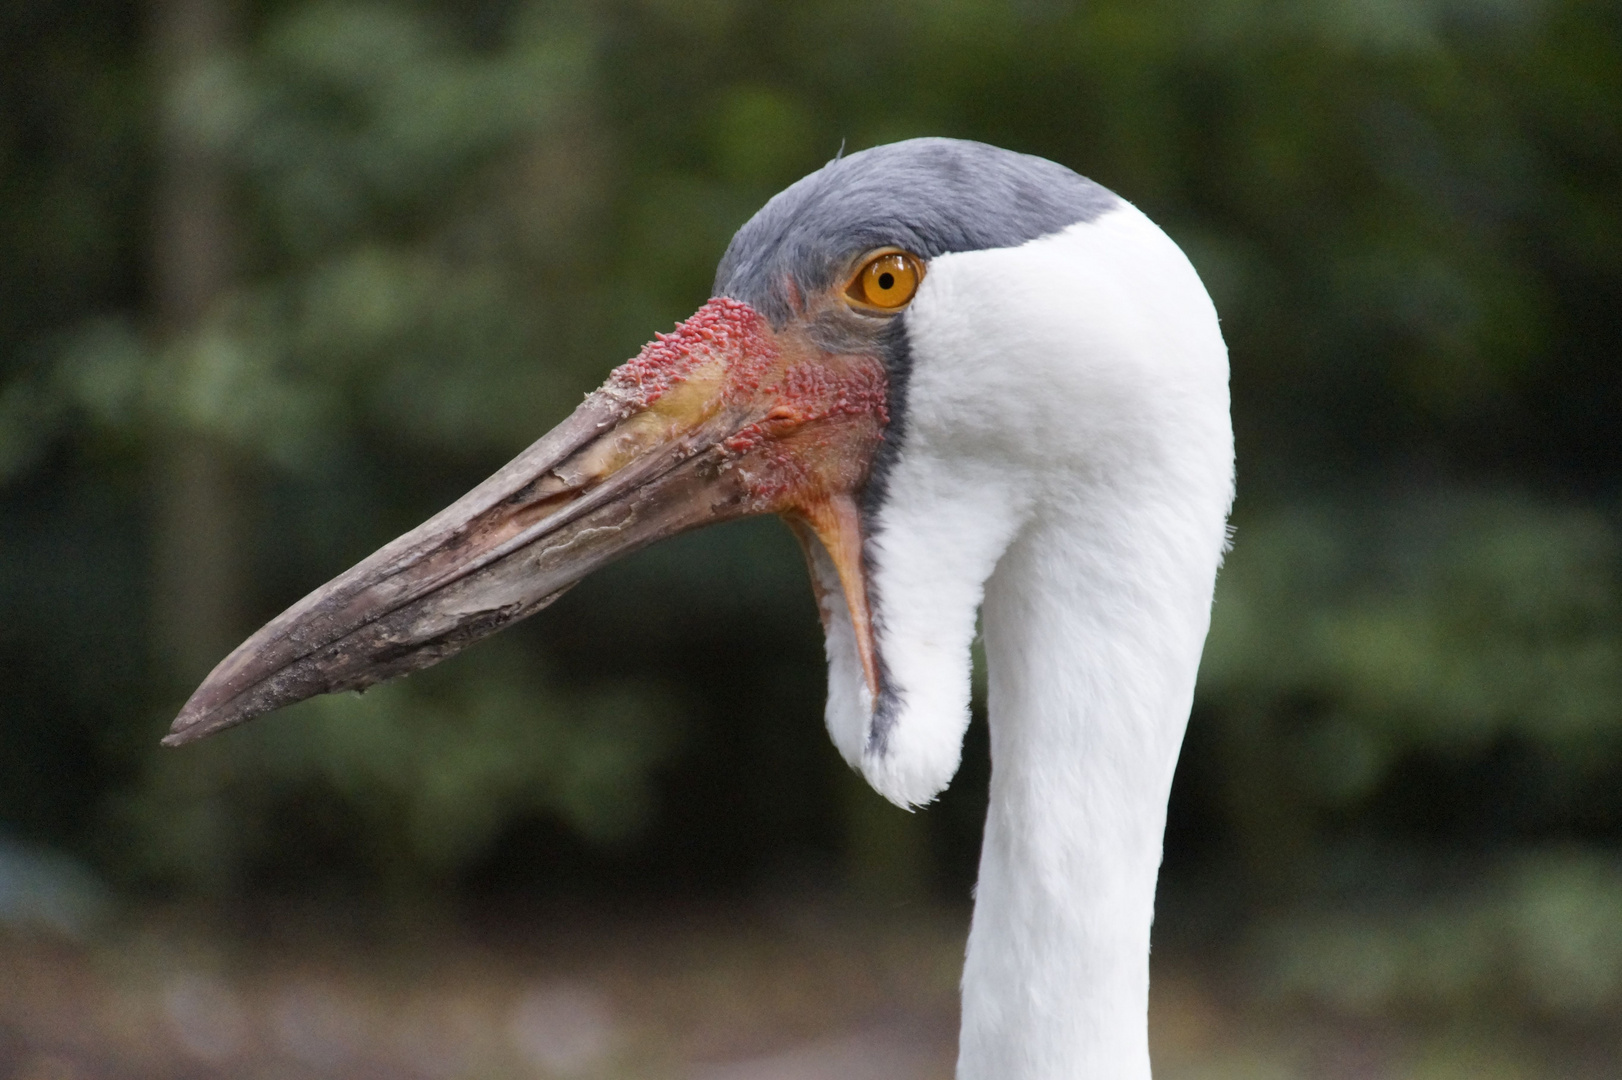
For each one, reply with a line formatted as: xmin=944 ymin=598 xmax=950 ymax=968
xmin=169 ymin=138 xmax=1234 ymax=1080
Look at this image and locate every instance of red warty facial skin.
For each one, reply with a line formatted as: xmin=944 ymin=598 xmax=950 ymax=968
xmin=603 ymin=296 xmax=889 ymax=518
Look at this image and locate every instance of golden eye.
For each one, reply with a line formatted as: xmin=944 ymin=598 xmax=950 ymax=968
xmin=847 ymin=251 xmax=922 ymax=310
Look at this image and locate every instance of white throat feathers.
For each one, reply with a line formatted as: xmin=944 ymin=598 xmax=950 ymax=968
xmin=819 ymin=204 xmax=1233 ymax=811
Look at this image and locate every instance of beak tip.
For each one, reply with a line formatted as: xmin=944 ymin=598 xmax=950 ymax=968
xmin=162 ymin=691 xmax=237 ymax=748
xmin=161 ymin=711 xmax=210 ymax=748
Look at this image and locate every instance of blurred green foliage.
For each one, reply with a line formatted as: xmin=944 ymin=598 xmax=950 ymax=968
xmin=1259 ymin=847 xmax=1622 ymax=1016
xmin=1211 ymin=496 xmax=1622 ymax=763
xmin=0 ymin=0 xmax=1618 ymax=957
xmin=1200 ymin=493 xmax=1622 ymax=899
xmin=119 ymin=639 xmax=679 ymax=892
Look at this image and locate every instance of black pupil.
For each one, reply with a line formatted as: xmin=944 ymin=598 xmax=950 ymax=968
xmin=877 ymin=271 xmax=895 ymax=290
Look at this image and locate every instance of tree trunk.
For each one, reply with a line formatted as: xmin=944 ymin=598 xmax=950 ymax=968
xmin=149 ymin=0 xmax=247 ymax=688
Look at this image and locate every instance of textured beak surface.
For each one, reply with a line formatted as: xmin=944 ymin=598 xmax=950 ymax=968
xmin=166 ymin=298 xmax=888 ymax=746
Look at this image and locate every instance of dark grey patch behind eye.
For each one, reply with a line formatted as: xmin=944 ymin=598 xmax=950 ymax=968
xmin=858 ymin=315 xmax=914 ymax=758
xmin=712 ymin=137 xmax=1118 ymax=325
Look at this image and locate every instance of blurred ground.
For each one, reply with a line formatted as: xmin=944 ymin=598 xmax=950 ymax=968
xmin=2 ymin=895 xmax=1618 ymax=1080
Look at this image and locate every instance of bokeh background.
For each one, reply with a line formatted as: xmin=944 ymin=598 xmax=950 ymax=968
xmin=2 ymin=0 xmax=1619 ymax=1077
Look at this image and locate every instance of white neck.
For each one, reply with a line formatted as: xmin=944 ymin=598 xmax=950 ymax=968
xmin=958 ymin=494 xmax=1215 ymax=1080
xmin=808 ymin=205 xmax=1233 ymax=1078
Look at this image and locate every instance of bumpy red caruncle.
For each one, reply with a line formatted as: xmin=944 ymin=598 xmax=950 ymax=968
xmin=605 ymin=295 xmax=890 ymax=512
xmin=607 ymin=297 xmax=779 ymax=409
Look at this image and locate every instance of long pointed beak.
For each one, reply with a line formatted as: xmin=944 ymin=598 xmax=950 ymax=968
xmin=165 ymin=298 xmax=888 ymax=746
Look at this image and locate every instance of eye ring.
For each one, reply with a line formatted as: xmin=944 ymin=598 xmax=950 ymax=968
xmin=844 ymin=249 xmax=923 ymax=312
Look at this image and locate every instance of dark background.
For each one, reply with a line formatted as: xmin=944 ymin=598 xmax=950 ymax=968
xmin=1 ymin=0 xmax=1619 ymax=1075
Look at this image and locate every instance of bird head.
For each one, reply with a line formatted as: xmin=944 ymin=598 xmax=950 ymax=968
xmin=166 ymin=138 xmax=1206 ymax=809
